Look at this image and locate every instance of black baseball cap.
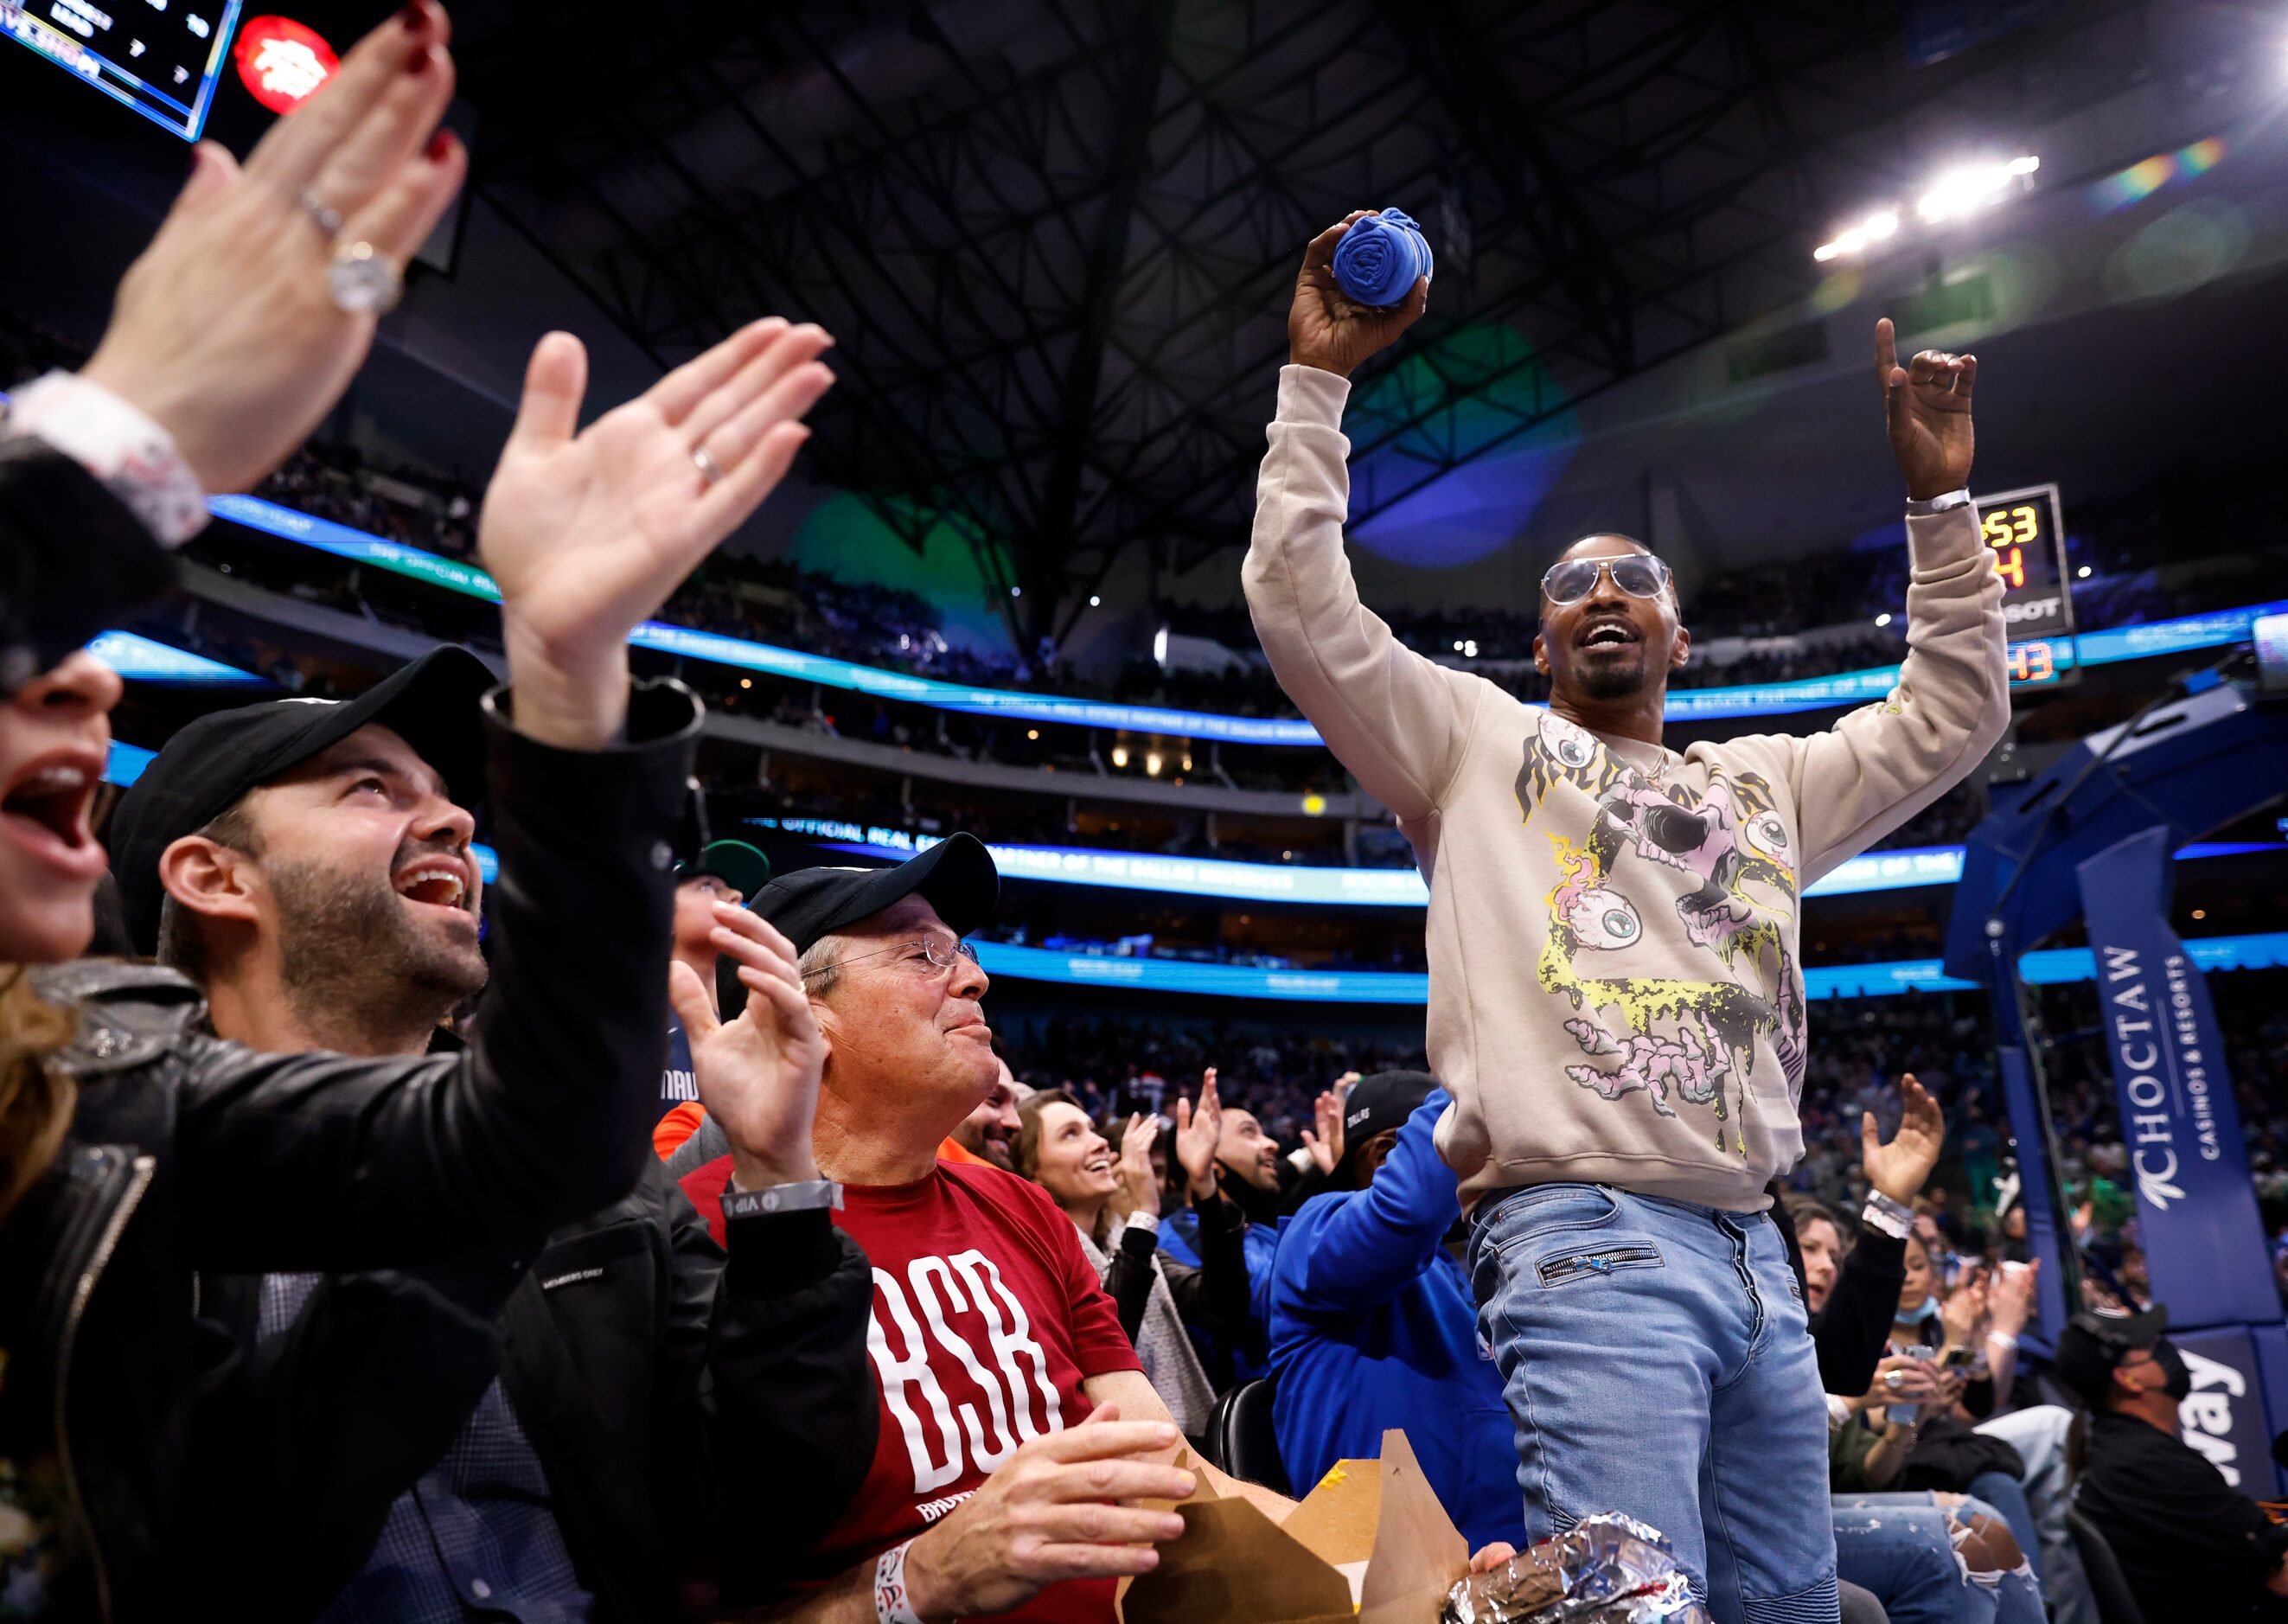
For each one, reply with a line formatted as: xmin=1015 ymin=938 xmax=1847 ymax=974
xmin=752 ymin=834 xmax=998 ymax=956
xmin=1341 ymin=1070 xmax=1441 ymax=1176
xmin=108 ymin=647 xmax=495 ymax=954
xmin=673 ymin=840 xmax=772 ymax=905
xmin=2053 ymin=1304 xmax=2170 ymax=1408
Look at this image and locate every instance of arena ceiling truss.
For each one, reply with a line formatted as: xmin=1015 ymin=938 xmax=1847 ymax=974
xmin=470 ymin=0 xmax=2151 ymax=649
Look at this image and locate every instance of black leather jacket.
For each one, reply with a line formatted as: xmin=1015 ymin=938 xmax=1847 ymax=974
xmin=0 ymin=436 xmax=175 ymax=690
xmin=6 ymin=679 xmax=701 ymax=1622
xmin=189 ymin=1160 xmax=879 ymax=1621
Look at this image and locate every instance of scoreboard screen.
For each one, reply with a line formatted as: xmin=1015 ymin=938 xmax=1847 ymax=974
xmin=3 ymin=0 xmax=242 ymax=140
xmin=1977 ymin=482 xmax=2076 ymax=689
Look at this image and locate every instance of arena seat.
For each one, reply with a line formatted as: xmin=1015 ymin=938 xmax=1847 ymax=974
xmin=2067 ymin=1496 xmax=2151 ymax=1624
xmin=1204 ymin=1378 xmax=1290 ymax=1497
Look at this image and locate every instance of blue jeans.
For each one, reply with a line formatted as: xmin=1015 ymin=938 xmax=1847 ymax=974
xmin=1962 ymin=1474 xmax=2039 ymax=1589
xmin=1831 ymin=1501 xmax=2044 ymax=1624
xmin=1973 ymin=1405 xmax=2093 ymax=1624
xmin=1467 ymin=1184 xmax=1838 ymax=1624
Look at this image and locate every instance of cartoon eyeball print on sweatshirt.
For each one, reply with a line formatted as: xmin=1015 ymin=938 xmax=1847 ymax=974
xmin=1516 ymin=713 xmax=1805 ymax=1156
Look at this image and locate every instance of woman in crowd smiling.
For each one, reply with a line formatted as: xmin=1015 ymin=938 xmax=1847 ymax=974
xmin=1015 ymin=1081 xmax=1251 ymax=1440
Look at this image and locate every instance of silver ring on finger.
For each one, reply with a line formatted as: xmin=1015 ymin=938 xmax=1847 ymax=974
xmin=692 ymin=444 xmax=723 ymax=489
xmin=326 ymin=241 xmax=404 ymax=316
xmin=297 ymin=188 xmax=343 ymax=237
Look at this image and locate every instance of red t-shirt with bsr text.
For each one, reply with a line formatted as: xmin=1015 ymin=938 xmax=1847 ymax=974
xmin=681 ymin=1155 xmax=1143 ymax=1624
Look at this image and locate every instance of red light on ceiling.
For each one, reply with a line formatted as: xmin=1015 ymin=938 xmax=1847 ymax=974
xmin=233 ymin=16 xmax=339 ymax=115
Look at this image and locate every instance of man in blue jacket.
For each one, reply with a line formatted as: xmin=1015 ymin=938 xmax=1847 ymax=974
xmin=1159 ymin=1082 xmax=1285 ymax=1384
xmin=1267 ymin=1072 xmax=1518 ymax=1550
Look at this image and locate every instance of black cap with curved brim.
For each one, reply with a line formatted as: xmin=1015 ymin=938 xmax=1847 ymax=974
xmin=107 ymin=646 xmax=495 ymax=955
xmin=2052 ymin=1303 xmax=2170 ymax=1408
xmin=752 ymin=833 xmax=998 ymax=956
xmin=1339 ymin=1070 xmax=1441 ymax=1180
xmin=673 ymin=840 xmax=773 ymax=905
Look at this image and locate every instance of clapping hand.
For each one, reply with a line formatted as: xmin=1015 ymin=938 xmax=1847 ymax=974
xmin=1288 ymin=212 xmax=1428 ymax=379
xmin=480 ymin=317 xmax=834 ymax=749
xmin=1173 ymin=1068 xmax=1223 ymax=1204
xmin=1875 ymin=317 xmax=1977 ymax=502
xmin=80 ymin=2 xmax=467 ymax=494
xmin=1989 ymin=1258 xmax=2040 ymax=1339
xmin=1116 ymin=1114 xmax=1163 ymax=1222
xmin=1863 ymin=1072 xmax=1946 ymax=1205
xmin=666 ymin=903 xmax=825 ymax=1190
xmin=1300 ymin=1088 xmax=1345 ymax=1176
xmin=1941 ymin=1268 xmax=1991 ymax=1350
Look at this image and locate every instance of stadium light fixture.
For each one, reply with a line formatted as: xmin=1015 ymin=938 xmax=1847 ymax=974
xmin=1112 ymin=745 xmax=1130 ymax=768
xmin=1875 ymin=612 xmax=1894 ymax=628
xmin=1146 ymin=752 xmax=1164 ymax=777
xmin=2077 ymin=565 xmax=2093 ymax=579
xmin=1089 ymin=595 xmax=1102 ymax=606
xmin=1917 ymin=157 xmax=2039 ymax=222
xmin=1812 ymin=208 xmax=1900 ymax=263
xmin=1814 ymin=159 xmax=2035 ymax=261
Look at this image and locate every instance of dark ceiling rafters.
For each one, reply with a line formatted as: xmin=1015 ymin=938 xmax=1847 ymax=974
xmin=470 ymin=0 xmax=2145 ymax=651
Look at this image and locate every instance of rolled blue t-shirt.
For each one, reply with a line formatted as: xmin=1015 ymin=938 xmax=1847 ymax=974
xmin=1333 ymin=208 xmax=1433 ymax=307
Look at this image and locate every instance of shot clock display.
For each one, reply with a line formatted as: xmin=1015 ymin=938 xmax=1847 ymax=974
xmin=1976 ymin=483 xmax=2076 ymax=688
xmin=2006 ymin=636 xmax=2069 ymax=687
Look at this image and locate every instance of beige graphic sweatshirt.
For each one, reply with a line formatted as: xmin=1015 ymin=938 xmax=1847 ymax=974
xmin=1244 ymin=365 xmax=2010 ymax=1214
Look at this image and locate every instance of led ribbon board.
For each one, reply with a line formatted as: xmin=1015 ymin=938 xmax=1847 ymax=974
xmin=973 ymin=932 xmax=2288 ymax=1005
xmin=86 ymin=630 xmax=265 ymax=684
xmin=208 ymin=492 xmax=2288 ymax=738
xmin=764 ymin=823 xmax=2269 ymax=909
xmin=3 ymin=0 xmax=242 ymax=138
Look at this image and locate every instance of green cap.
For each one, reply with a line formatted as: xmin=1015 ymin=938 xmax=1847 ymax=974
xmin=673 ymin=839 xmax=774 ymax=905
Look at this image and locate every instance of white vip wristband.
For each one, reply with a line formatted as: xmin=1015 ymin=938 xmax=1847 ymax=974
xmin=3 ymin=372 xmax=208 ymax=546
xmin=875 ymin=1539 xmax=924 ymax=1624
xmin=1861 ymin=1190 xmax=1914 ymax=1240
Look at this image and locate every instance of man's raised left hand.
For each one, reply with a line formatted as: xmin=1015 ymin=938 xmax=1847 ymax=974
xmin=1875 ymin=316 xmax=1975 ymax=502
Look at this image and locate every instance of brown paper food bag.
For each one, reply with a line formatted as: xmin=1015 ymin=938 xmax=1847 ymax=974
xmin=1120 ymin=1429 xmax=1468 ymax=1624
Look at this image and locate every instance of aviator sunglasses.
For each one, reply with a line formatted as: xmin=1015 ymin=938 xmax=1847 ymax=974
xmin=1539 ymin=553 xmax=1673 ymax=606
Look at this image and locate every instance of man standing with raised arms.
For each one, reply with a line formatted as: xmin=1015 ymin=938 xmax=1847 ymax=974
xmin=1244 ymin=211 xmax=2009 ymax=1623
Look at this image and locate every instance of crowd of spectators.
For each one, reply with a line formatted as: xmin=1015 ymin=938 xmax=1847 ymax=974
xmin=11 ymin=33 xmax=2288 ymax=1621
xmin=995 ymin=970 xmax=2288 ymax=1314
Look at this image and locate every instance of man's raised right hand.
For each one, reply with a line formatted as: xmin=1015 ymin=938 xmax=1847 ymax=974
xmin=1287 ymin=212 xmax=1427 ymax=380
xmin=1862 ymin=1072 xmax=1946 ymax=1205
xmin=902 ymin=1404 xmax=1195 ymax=1621
xmin=668 ymin=902 xmax=827 ymax=1192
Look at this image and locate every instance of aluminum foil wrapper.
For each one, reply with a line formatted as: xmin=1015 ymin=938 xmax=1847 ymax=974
xmin=1441 ymin=1513 xmax=1712 ymax=1624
